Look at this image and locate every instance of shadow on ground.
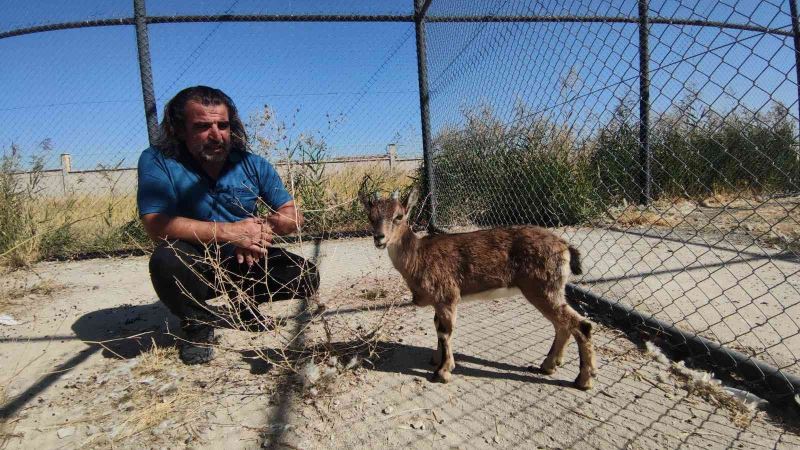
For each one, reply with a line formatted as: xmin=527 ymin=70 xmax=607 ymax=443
xmin=71 ymin=301 xmax=179 ymax=359
xmin=370 ymin=341 xmax=574 ymax=388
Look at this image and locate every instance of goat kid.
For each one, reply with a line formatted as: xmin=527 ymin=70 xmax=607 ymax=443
xmin=359 ymin=188 xmax=597 ymax=389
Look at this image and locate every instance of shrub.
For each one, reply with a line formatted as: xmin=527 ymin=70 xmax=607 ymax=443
xmin=429 ymin=106 xmax=603 ymax=227
xmin=593 ymin=98 xmax=800 ymax=202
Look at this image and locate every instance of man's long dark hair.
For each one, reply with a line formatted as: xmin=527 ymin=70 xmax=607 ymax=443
xmin=154 ymin=86 xmax=248 ymax=158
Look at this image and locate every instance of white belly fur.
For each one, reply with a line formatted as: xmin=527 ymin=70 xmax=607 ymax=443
xmin=460 ymin=287 xmax=523 ymax=302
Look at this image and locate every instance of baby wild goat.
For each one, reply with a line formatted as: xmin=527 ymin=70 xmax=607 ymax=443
xmin=359 ymin=186 xmax=596 ymax=389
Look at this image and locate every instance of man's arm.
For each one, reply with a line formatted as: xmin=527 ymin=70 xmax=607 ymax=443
xmin=266 ymin=200 xmax=304 ymax=236
xmin=140 ymin=213 xmax=269 ymax=254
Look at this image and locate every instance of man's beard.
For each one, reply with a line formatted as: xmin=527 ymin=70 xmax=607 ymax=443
xmin=196 ymin=142 xmax=230 ymax=163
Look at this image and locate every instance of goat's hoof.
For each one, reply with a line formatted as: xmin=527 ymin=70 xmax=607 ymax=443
xmin=431 ymin=370 xmax=452 ymax=384
xmin=573 ymin=376 xmax=594 ymax=391
xmin=539 ymin=363 xmax=557 ymax=375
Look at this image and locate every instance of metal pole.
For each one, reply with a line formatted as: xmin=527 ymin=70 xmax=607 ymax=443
xmin=133 ymin=0 xmax=158 ymax=146
xmin=638 ymin=0 xmax=651 ymax=205
xmin=789 ymin=0 xmax=800 ymax=186
xmin=414 ymin=0 xmax=438 ymax=229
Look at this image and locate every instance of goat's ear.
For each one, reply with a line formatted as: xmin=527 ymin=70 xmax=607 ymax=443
xmin=404 ymin=188 xmax=419 ymax=213
xmin=358 ymin=190 xmax=371 ymax=209
xmin=357 ymin=176 xmax=372 ymax=209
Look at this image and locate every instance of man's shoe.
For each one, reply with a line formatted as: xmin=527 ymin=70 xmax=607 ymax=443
xmin=179 ymin=324 xmax=216 ymax=365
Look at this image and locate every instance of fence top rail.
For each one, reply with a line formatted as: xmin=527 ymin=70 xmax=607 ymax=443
xmin=1 ymin=13 xmax=792 ymax=41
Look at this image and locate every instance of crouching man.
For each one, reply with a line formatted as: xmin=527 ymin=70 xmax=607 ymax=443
xmin=137 ymin=85 xmax=319 ymax=364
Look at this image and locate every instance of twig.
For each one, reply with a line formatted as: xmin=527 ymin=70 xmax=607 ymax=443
xmin=379 ymin=407 xmax=433 ymax=422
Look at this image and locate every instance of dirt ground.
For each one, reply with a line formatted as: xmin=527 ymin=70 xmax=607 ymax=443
xmin=1 ymin=237 xmax=799 ymax=449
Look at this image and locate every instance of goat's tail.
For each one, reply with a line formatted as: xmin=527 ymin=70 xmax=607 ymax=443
xmin=568 ymin=246 xmax=583 ymax=275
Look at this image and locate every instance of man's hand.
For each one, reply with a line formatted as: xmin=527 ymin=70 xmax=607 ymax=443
xmin=234 ymin=247 xmax=264 ymax=267
xmin=224 ymin=217 xmax=273 ymax=254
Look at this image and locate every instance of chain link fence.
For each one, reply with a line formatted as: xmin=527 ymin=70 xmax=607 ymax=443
xmin=422 ymin=0 xmax=800 ymax=404
xmin=0 ymin=0 xmax=798 ymax=407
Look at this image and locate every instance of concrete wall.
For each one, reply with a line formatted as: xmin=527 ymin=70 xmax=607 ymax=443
xmin=15 ymin=156 xmax=422 ymax=198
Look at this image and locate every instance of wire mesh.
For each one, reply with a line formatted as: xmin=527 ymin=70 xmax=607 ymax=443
xmin=424 ymin=0 xmax=800 ymax=402
xmin=0 ymin=0 xmax=797 ymax=409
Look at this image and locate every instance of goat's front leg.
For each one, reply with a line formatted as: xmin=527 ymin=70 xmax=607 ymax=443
xmin=430 ymin=312 xmax=442 ymax=366
xmin=431 ymin=302 xmax=457 ymax=383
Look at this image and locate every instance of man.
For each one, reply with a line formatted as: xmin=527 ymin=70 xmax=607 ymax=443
xmin=137 ymin=85 xmax=319 ymax=365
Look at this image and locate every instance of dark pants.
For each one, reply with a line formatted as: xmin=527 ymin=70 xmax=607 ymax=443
xmin=149 ymin=240 xmax=319 ymax=326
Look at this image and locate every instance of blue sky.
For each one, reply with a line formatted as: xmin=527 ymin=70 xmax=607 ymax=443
xmin=1 ymin=1 xmax=797 ymax=170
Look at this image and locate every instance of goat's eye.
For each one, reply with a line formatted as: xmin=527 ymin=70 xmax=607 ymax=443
xmin=393 ymin=215 xmax=402 ymax=222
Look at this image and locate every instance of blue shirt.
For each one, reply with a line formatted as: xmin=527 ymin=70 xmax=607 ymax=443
xmin=137 ymin=146 xmax=292 ymax=222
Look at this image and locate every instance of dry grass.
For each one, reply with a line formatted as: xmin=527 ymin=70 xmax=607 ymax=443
xmin=606 ymin=193 xmax=800 ymax=254
xmin=44 ymin=263 xmax=408 ymax=447
xmin=0 ymin=278 xmax=64 ymax=314
xmin=134 ymin=340 xmax=178 ymax=376
xmin=613 ymin=207 xmax=678 ymax=227
xmin=644 ymin=342 xmax=757 ymax=429
xmin=76 ymin=344 xmax=208 ymax=447
xmin=323 ymin=165 xmax=413 ymax=199
xmin=0 ymin=192 xmax=141 ymax=267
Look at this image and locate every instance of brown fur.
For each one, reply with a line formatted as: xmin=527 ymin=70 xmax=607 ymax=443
xmin=359 ymin=187 xmax=597 ymax=389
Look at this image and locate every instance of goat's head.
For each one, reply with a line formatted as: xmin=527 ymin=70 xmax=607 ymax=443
xmin=358 ymin=178 xmax=418 ymax=249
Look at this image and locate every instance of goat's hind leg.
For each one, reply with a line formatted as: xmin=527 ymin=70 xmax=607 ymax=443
xmin=572 ymin=318 xmax=596 ymax=390
xmin=520 ymin=284 xmax=595 ymax=388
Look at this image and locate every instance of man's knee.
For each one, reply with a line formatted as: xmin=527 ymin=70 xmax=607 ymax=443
xmin=265 ymin=250 xmax=320 ymax=300
xmin=299 ymin=261 xmax=320 ymax=298
xmin=149 ymin=240 xmax=202 ymax=279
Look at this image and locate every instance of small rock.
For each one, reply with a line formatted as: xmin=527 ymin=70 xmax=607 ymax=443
xmin=321 ymin=366 xmax=338 ymax=380
xmin=85 ymin=425 xmax=99 ymax=436
xmin=158 ymin=382 xmax=178 ymax=395
xmin=139 ymin=376 xmax=156 ymax=385
xmin=382 ymin=406 xmax=394 ymax=415
xmin=57 ymin=427 xmax=75 ymax=439
xmin=118 ymin=401 xmax=135 ymax=411
xmin=0 ymin=314 xmax=20 ymax=326
xmin=410 ymin=421 xmax=425 ymax=430
xmin=109 ymin=389 xmax=129 ymax=401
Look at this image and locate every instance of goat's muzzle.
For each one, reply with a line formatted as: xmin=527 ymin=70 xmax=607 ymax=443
xmin=373 ymin=233 xmax=387 ymax=249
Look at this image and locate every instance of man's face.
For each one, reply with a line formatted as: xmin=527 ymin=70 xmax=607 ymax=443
xmin=181 ymin=100 xmax=232 ymax=164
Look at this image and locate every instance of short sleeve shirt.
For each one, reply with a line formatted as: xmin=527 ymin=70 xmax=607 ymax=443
xmin=137 ymin=146 xmax=292 ymax=222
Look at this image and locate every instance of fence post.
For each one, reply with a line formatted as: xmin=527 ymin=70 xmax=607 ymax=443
xmin=133 ymin=0 xmax=158 ymax=146
xmin=638 ymin=0 xmax=652 ymax=205
xmin=60 ymin=153 xmax=71 ymax=194
xmin=387 ymin=143 xmax=397 ymax=170
xmin=414 ymin=0 xmax=438 ymax=228
xmin=790 ymin=0 xmax=800 ymax=185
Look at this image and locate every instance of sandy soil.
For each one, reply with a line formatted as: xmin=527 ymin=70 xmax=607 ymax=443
xmin=0 ymin=238 xmax=798 ymax=449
